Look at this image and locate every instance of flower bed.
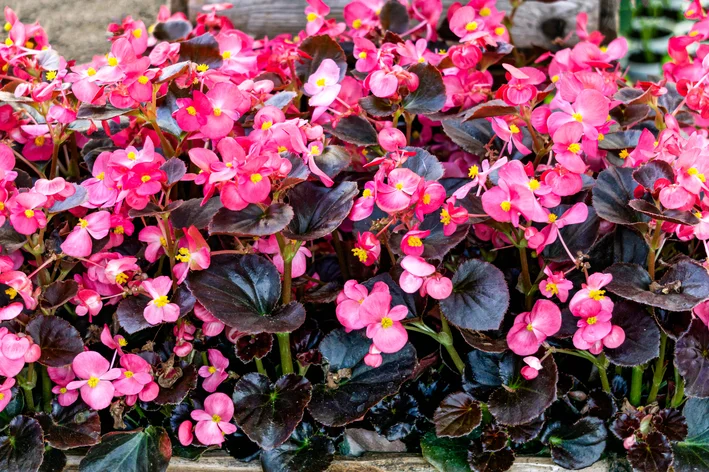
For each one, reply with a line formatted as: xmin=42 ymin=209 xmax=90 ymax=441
xmin=0 ymin=1 xmax=708 ymax=472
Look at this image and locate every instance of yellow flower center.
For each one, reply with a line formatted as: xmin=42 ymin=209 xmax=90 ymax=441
xmin=468 ymin=165 xmax=479 ymax=179
xmin=154 ymin=295 xmax=170 ymax=307
xmin=395 ymin=183 xmax=404 ymax=190
xmin=277 ymin=146 xmax=288 ymax=153
xmin=46 ymin=70 xmax=57 ymax=81
xmin=160 ymin=237 xmax=167 ymax=247
xmin=526 ymin=323 xmax=534 ymax=331
xmin=688 ymin=9 xmax=696 ymax=15
xmin=352 ymin=247 xmax=368 ymax=263
xmin=87 ymin=376 xmax=100 ymax=388
xmin=500 ymin=201 xmax=512 ymax=212
xmin=588 ymin=289 xmax=605 ymax=301
xmin=316 ymin=77 xmax=326 ymax=87
xmin=107 ymin=57 xmax=118 ymax=67
xmin=353 ymin=19 xmax=363 ymax=29
xmin=600 ymin=46 xmax=608 ymax=53
xmin=546 ymin=282 xmax=559 ymax=295
xmin=125 ymin=151 xmax=136 ymax=161
xmin=59 ymin=387 xmax=67 ymax=394
xmin=208 ymin=366 xmax=217 ymax=374
xmin=440 ymin=208 xmax=451 ymax=225
xmin=4 ymin=38 xmax=12 ymax=47
xmin=222 ymin=50 xmax=232 ymax=60
xmin=358 ymin=51 xmax=367 ymax=59
xmin=480 ymin=7 xmax=491 ymax=16
xmin=619 ymin=149 xmax=629 ymax=159
xmin=465 ymin=21 xmax=478 ymax=31
xmin=597 ymin=133 xmax=605 ymax=141
xmin=114 ymin=225 xmax=125 ymax=235
xmin=690 ymin=30 xmax=699 ymax=37
xmin=5 ymin=287 xmax=17 ymax=299
xmin=509 ymin=124 xmax=520 ymax=134
xmin=87 ymin=67 xmax=97 ymax=76
xmin=115 ymin=272 xmax=129 ymax=285
xmin=362 ymin=188 xmax=372 ymax=198
xmin=175 ymin=247 xmax=191 ymax=263
xmin=572 ymin=112 xmax=583 ymax=122
xmin=381 ymin=317 xmax=393 ymax=329
xmin=307 ymin=12 xmax=318 ymax=22
xmin=567 ymin=143 xmax=581 ymax=154
xmin=34 ymin=136 xmax=45 ymax=146
xmin=587 ymin=316 xmax=598 ymax=325
xmin=310 ymin=145 xmax=321 ymax=155
xmin=213 ymin=107 xmax=222 ymax=117
xmin=24 ymin=209 xmax=35 ymax=218
xmin=695 ymin=210 xmax=703 ymax=218
xmin=132 ymin=28 xmax=142 ymax=38
xmin=197 ymin=64 xmax=209 ymax=72
xmin=3 ymin=22 xmax=10 ymax=32
xmin=186 ymin=106 xmax=197 ymax=116
xmin=551 ymin=75 xmax=560 ymax=83
xmin=688 ymin=167 xmax=706 ymax=182
xmin=548 ymin=213 xmax=558 ymax=223
xmin=141 ymin=175 xmax=151 ymax=183
xmin=261 ymin=121 xmax=273 ymax=130
xmin=137 ymin=75 xmax=149 ymax=85
xmin=250 ymin=174 xmax=263 ymax=183
xmin=78 ymin=218 xmax=89 ymax=229
xmin=124 ymin=371 xmax=134 ymax=378
xmin=0 ymin=202 xmax=5 ymax=210
xmin=495 ymin=26 xmax=506 ymax=36
xmin=407 ymin=236 xmax=423 ymax=247
xmin=422 ymin=193 xmax=431 ymax=204
xmin=118 ymin=338 xmax=128 ymax=347
xmin=528 ymin=179 xmax=540 ymax=191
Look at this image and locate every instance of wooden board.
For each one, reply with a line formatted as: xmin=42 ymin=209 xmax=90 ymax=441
xmin=181 ymin=0 xmax=619 ymax=48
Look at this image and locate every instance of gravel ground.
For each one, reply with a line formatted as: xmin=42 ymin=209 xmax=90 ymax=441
xmin=3 ymin=0 xmax=163 ymax=63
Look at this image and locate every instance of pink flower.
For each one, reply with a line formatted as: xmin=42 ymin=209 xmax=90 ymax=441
xmin=414 ymin=181 xmax=446 ymax=221
xmin=399 ymin=255 xmax=436 ymax=293
xmin=572 ymin=299 xmax=613 ymax=345
xmin=695 ymin=300 xmax=709 ymax=327
xmin=352 ymin=231 xmax=380 ymax=266
xmin=349 ymin=182 xmax=376 ymax=221
xmin=526 ymin=203 xmax=589 ymax=254
xmin=401 ymin=229 xmax=430 ymax=257
xmin=359 ymin=290 xmax=408 ymax=353
xmin=521 ymin=356 xmax=542 ymax=380
xmin=0 ymin=377 xmax=14 ymax=412
xmin=173 ymin=226 xmax=211 ymax=284
xmin=304 ymin=0 xmax=329 ymax=35
xmin=440 ymin=198 xmax=468 ymax=236
xmin=142 ymin=276 xmax=180 ymax=325
xmin=178 ymin=420 xmax=194 ymax=446
xmin=491 ymin=118 xmax=531 ymax=156
xmin=49 ymin=365 xmax=79 ymax=406
xmin=367 ymin=69 xmax=399 ymax=98
xmin=449 ymin=6 xmax=485 ymax=42
xmin=499 ymin=64 xmax=546 ymax=106
xmin=539 ymin=267 xmax=573 ymax=303
xmin=194 ymin=302 xmax=225 ymax=337
xmin=0 ymin=271 xmax=37 ymax=310
xmin=506 ymin=299 xmax=562 ymax=356
xmin=9 ymin=192 xmax=47 ymax=235
xmin=364 ymin=344 xmax=382 ymax=368
xmin=421 ymin=273 xmax=453 ymax=300
xmin=353 ymin=37 xmax=378 ymax=73
xmin=336 ymin=280 xmax=388 ymax=331
xmin=551 ymin=123 xmax=587 ymax=174
xmin=573 ymin=322 xmax=625 ymax=355
xmin=198 ymin=349 xmax=229 ymax=392
xmin=547 ymin=90 xmax=609 ymax=140
xmin=569 ymin=272 xmax=614 ymax=314
xmin=184 ymin=83 xmax=249 ymax=140
xmin=113 ymin=354 xmax=158 ymax=405
xmin=304 ymin=59 xmax=342 ymax=107
xmin=379 ymin=128 xmax=407 ymax=153
xmin=105 ymin=257 xmax=140 ymax=285
xmin=100 ymin=324 xmax=127 ymax=355
xmin=66 ymin=351 xmax=121 ymax=410
xmin=376 ymin=168 xmax=421 ymax=213
xmin=452 ymin=157 xmax=508 ymax=199
xmin=481 ymin=179 xmax=547 ymax=227
xmin=191 ymin=392 xmax=237 ymax=446
xmin=61 ymin=211 xmax=111 ymax=258
xmin=138 ymin=225 xmax=168 ymax=262
xmin=74 ymin=289 xmax=103 ymax=321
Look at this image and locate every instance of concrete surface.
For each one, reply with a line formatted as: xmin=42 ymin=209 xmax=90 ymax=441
xmin=2 ymin=0 xmax=163 ymax=63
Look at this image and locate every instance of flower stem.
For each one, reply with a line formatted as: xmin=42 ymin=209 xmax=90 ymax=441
xmin=255 ymin=357 xmax=266 ymax=376
xmin=670 ymin=364 xmax=685 ymax=408
xmin=596 ymin=353 xmax=611 ymax=393
xmin=630 ymin=365 xmax=645 ymax=406
xmin=646 ymin=332 xmax=667 ymax=404
xmin=439 ymin=314 xmax=465 ymax=374
xmin=41 ymin=365 xmax=52 ymax=413
xmin=518 ymin=246 xmax=533 ymax=310
xmin=277 ymin=241 xmax=295 ymax=375
xmin=331 ymin=230 xmax=350 ymax=281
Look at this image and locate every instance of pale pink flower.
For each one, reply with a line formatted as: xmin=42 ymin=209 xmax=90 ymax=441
xmin=66 ymin=351 xmax=121 ymax=410
xmin=142 ymin=276 xmax=180 ymax=325
xmin=191 ymin=392 xmax=237 ymax=446
xmin=198 ymin=349 xmax=229 ymax=393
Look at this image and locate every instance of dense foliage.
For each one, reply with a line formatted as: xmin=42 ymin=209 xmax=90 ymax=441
xmin=0 ymin=0 xmax=708 ymax=471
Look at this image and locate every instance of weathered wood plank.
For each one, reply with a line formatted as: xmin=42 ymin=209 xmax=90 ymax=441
xmin=185 ymin=0 xmax=617 ymax=48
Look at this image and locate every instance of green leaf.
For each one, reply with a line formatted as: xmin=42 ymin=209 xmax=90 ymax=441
xmin=0 ymin=416 xmax=44 ymax=472
xmin=420 ymin=431 xmax=471 ymax=472
xmin=79 ymin=426 xmax=172 ymax=472
xmin=673 ymin=397 xmax=709 ymax=472
xmin=541 ymin=417 xmax=607 ymax=470
xmin=260 ymin=422 xmax=334 ymax=472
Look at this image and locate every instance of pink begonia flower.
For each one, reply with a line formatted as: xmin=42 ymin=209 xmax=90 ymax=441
xmin=481 ymin=179 xmax=547 ymax=227
xmin=352 ymin=231 xmax=380 ymax=266
xmin=440 ymin=198 xmax=469 ymax=236
xmin=353 ymin=37 xmax=378 ymax=73
xmin=142 ymin=276 xmax=180 ymax=325
xmin=367 ymin=69 xmax=399 ymax=98
xmin=100 ymin=324 xmax=127 ymax=355
xmin=401 ymin=229 xmax=430 ymax=257
xmin=376 ymin=168 xmax=421 ymax=213
xmin=500 ymin=64 xmax=546 ymax=106
xmin=379 ymin=128 xmax=407 ymax=153
xmin=198 ymin=349 xmax=229 ymax=392
xmin=113 ymin=354 xmax=157 ymax=404
xmin=217 ymin=31 xmax=257 ymax=75
xmin=48 ymin=365 xmax=79 ymax=406
xmin=21 ymin=125 xmax=53 ymax=161
xmin=414 ymin=181 xmax=446 ymax=221
xmin=572 ymin=299 xmax=613 ymax=345
xmin=66 ymin=351 xmax=121 ymax=410
xmin=421 ymin=273 xmax=453 ymax=300
xmin=359 ymin=290 xmax=408 ymax=353
xmin=0 ymin=301 xmax=22 ymax=321
xmin=61 ymin=210 xmax=111 ymax=257
xmin=105 ymin=257 xmax=140 ymax=285
xmin=449 ymin=6 xmax=486 ymax=42
xmin=194 ymin=302 xmax=225 ymax=337
xmin=185 ymin=82 xmax=249 ymax=140
xmin=0 ymin=377 xmax=14 ymax=412
xmin=526 ymin=203 xmax=588 ymax=255
xmin=173 ymin=226 xmax=211 ymax=284
xmin=491 ymin=118 xmax=531 ymax=156
xmin=107 ymin=214 xmax=135 ymax=249
xmin=178 ymin=420 xmax=194 ymax=446
xmin=138 ymin=225 xmax=168 ymax=262
xmin=364 ymin=344 xmax=382 ymax=368
xmin=75 ymin=289 xmax=103 ymax=321
xmin=304 ymin=0 xmax=330 ymax=35
xmin=336 ymin=280 xmax=388 ymax=332
xmin=547 ymin=90 xmax=609 ymax=140
xmin=573 ymin=322 xmax=625 ymax=355
xmin=0 ymin=328 xmax=38 ymax=377
xmin=9 ymin=192 xmax=47 ymax=235
xmin=174 ymin=321 xmax=196 ymax=357
xmin=254 ymin=235 xmax=313 ymax=278
xmin=569 ymin=272 xmax=614 ymax=314
xmin=506 ymin=299 xmax=562 ymax=356
xmin=551 ymin=123 xmax=587 ymax=174
xmin=521 ymin=356 xmax=542 ymax=380
xmin=539 ymin=267 xmax=573 ymax=303
xmin=0 ymin=271 xmax=37 ymax=310
xmin=304 ymin=59 xmax=342 ymax=107
xmin=344 ymin=0 xmax=378 ymax=33
xmin=452 ymin=157 xmax=509 ymax=199
xmin=349 ymin=182 xmax=376 ymax=221
xmin=399 ymin=255 xmax=436 ymax=293
xmin=191 ymin=392 xmax=237 ymax=446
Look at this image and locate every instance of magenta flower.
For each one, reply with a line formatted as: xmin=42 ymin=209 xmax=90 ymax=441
xmin=191 ymin=82 xmax=249 ymax=140
xmin=449 ymin=6 xmax=486 ymax=41
xmin=440 ymin=198 xmax=469 ymax=236
xmin=304 ymin=0 xmax=329 ymax=36
xmin=569 ymin=272 xmax=614 ymax=314
xmin=359 ymin=290 xmax=408 ymax=353
xmin=349 ymin=182 xmax=376 ymax=221
xmin=190 ymin=392 xmax=237 ymax=446
xmin=353 ymin=37 xmax=378 ymax=73
xmin=376 ymin=168 xmax=421 ymax=213
xmin=421 ymin=273 xmax=453 ymax=300
xmin=539 ymin=267 xmax=573 ymax=303
xmin=49 ymin=365 xmax=80 ymax=406
xmin=547 ymin=90 xmax=609 ymax=140
xmin=113 ymin=354 xmax=155 ymax=397
xmin=414 ymin=181 xmax=446 ymax=221
xmin=138 ymin=225 xmax=168 ymax=263
xmin=481 ymin=179 xmax=547 ymax=227
xmin=178 ymin=420 xmax=194 ymax=446
xmin=506 ymin=299 xmax=562 ymax=356
xmin=399 ymin=255 xmax=436 ymax=294
xmin=198 ymin=349 xmax=229 ymax=392
xmin=336 ymin=280 xmax=388 ymax=332
xmin=0 ymin=377 xmax=15 ymax=412
xmin=551 ymin=123 xmax=587 ymax=174
xmin=194 ymin=303 xmax=225 ymax=337
xmin=364 ymin=344 xmax=382 ymax=368
xmin=304 ymin=59 xmax=342 ymax=107
xmin=526 ymin=203 xmax=588 ymax=255
xmin=0 ymin=271 xmax=38 ymax=310
xmin=401 ymin=229 xmax=430 ymax=257
xmin=66 ymin=351 xmax=121 ymax=410
xmin=9 ymin=192 xmax=47 ymax=235
xmin=572 ymin=299 xmax=614 ymax=345
xmin=173 ymin=226 xmax=211 ymax=284
xmin=100 ymin=324 xmax=127 ymax=355
xmin=491 ymin=118 xmax=531 ymax=156
xmin=60 ymin=210 xmax=111 ymax=258
xmin=142 ymin=276 xmax=180 ymax=325
xmin=367 ymin=69 xmax=399 ymax=98
xmin=352 ymin=231 xmax=380 ymax=266
xmin=75 ymin=289 xmax=103 ymax=321
xmin=379 ymin=128 xmax=407 ymax=153
xmin=452 ymin=157 xmax=508 ymax=199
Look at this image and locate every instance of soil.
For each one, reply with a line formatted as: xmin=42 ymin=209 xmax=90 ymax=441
xmin=3 ymin=0 xmax=163 ymax=63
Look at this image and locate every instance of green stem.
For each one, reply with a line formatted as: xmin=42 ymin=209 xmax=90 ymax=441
xmin=596 ymin=353 xmax=611 ymax=394
xmin=255 ymin=357 xmax=266 ymax=376
xmin=277 ymin=247 xmax=294 ymax=375
xmin=331 ymin=231 xmax=350 ymax=281
xmin=49 ymin=138 xmax=60 ymax=180
xmin=439 ymin=315 xmax=465 ymax=374
xmin=41 ymin=365 xmax=52 ymax=413
xmin=670 ymin=364 xmax=685 ymax=408
xmin=22 ymin=363 xmax=36 ymax=411
xmin=404 ymin=112 xmax=415 ymax=146
xmin=646 ymin=332 xmax=667 ymax=404
xmin=630 ymin=366 xmax=645 ymax=406
xmin=518 ymin=246 xmax=533 ymax=310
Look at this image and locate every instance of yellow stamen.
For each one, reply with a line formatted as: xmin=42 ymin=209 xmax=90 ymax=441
xmin=494 ymin=26 xmax=505 ymax=36
xmin=250 ymin=174 xmax=263 ymax=183
xmin=600 ymin=46 xmax=608 ymax=53
xmin=196 ymin=64 xmax=209 ymax=72
xmin=440 ymin=208 xmax=451 ymax=225
xmin=572 ymin=112 xmax=583 ymax=122
xmin=395 ymin=183 xmax=404 ymax=190
xmin=465 ymin=21 xmax=478 ymax=31
xmin=137 ymin=75 xmax=149 ymax=85
xmin=96 ymin=172 xmax=105 ymax=181
xmin=358 ymin=51 xmax=367 ymax=59
xmin=4 ymin=38 xmax=12 ymax=47
xmin=306 ymin=12 xmax=318 ymax=22
xmin=59 ymin=388 xmax=67 ymax=394
xmin=3 ymin=22 xmax=10 ymax=32
xmin=362 ymin=188 xmax=372 ymax=198
xmin=418 ymin=56 xmax=425 ymax=63
xmin=132 ymin=29 xmax=143 ymax=39
xmin=407 ymin=236 xmax=423 ymax=247
xmin=316 ymin=77 xmax=326 ymax=87
xmin=277 ymin=146 xmax=288 ymax=153
xmin=114 ymin=225 xmax=125 ymax=235
xmin=186 ymin=106 xmax=197 ymax=116
xmin=261 ymin=121 xmax=273 ymax=131
xmin=310 ymin=145 xmax=321 ymax=155
xmin=34 ymin=136 xmax=45 ymax=146
xmin=141 ymin=175 xmax=151 ymax=183
xmin=381 ymin=317 xmax=393 ymax=328
xmin=688 ymin=167 xmax=706 ymax=182
xmin=468 ymin=165 xmax=479 ymax=179
xmin=87 ymin=67 xmax=97 ymax=76
xmin=213 ymin=107 xmax=222 ymax=117
xmin=597 ymin=133 xmax=605 ymax=141
xmin=589 ymin=289 xmax=606 ymax=301
xmin=5 ymin=287 xmax=17 ymax=299
xmin=221 ymin=50 xmax=233 ymax=60
xmin=551 ymin=75 xmax=559 ymax=83
xmin=24 ymin=209 xmax=35 ymax=218
xmin=500 ymin=201 xmax=511 ymax=212
xmin=528 ymin=179 xmax=540 ymax=191
xmin=115 ymin=272 xmax=129 ymax=285
xmin=352 ymin=247 xmax=368 ymax=263
xmin=208 ymin=366 xmax=217 ymax=374
xmin=118 ymin=338 xmax=128 ymax=347
xmin=353 ymin=19 xmax=363 ymax=29
xmin=422 ymin=193 xmax=431 ymax=205
xmin=107 ymin=57 xmax=118 ymax=67
xmin=87 ymin=376 xmax=100 ymax=388
xmin=480 ymin=7 xmax=491 ymax=16
xmin=160 ymin=237 xmax=167 ymax=247
xmin=619 ymin=149 xmax=629 ymax=159
xmin=548 ymin=213 xmax=558 ymax=223
xmin=175 ymin=247 xmax=191 ymax=263
xmin=546 ymin=282 xmax=559 ymax=295
xmin=509 ymin=124 xmax=520 ymax=134
xmin=79 ymin=218 xmax=89 ymax=229
xmin=46 ymin=70 xmax=57 ymax=81
xmin=526 ymin=323 xmax=534 ymax=331
xmin=690 ymin=31 xmax=699 ymax=37
xmin=567 ymin=143 xmax=581 ymax=154
xmin=587 ymin=316 xmax=598 ymax=325
xmin=0 ymin=202 xmax=5 ymax=210
xmin=153 ymin=295 xmax=170 ymax=307
xmin=124 ymin=371 xmax=134 ymax=378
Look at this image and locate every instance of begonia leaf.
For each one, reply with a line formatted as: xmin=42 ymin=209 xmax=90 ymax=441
xmin=593 ymin=166 xmax=650 ymax=225
xmin=433 ymin=391 xmax=482 ymax=438
xmin=403 ymin=64 xmax=446 ymax=115
xmin=675 ymin=320 xmax=709 ymax=398
xmin=178 ymin=33 xmax=222 ymax=69
xmin=260 ymin=422 xmax=335 ymax=472
xmin=171 ymin=197 xmax=223 ymax=230
xmin=79 ymin=426 xmax=171 ymax=472
xmin=36 ymin=402 xmax=101 ymax=450
xmin=0 ymin=416 xmax=44 ymax=472
xmin=326 ymin=116 xmax=378 ymax=146
xmin=26 ymin=315 xmax=84 ymax=367
xmin=605 ymin=300 xmax=661 ymax=367
xmin=627 ymin=431 xmax=673 ymax=472
xmin=420 ymin=431 xmax=471 ymax=472
xmin=283 ymin=181 xmax=358 ymax=241
xmin=541 ymin=417 xmax=607 ymax=470
xmin=673 ymin=397 xmax=709 ymax=472
xmin=379 ymin=0 xmax=409 ymax=34
xmin=296 ymin=35 xmax=347 ymax=82
xmin=208 ymin=203 xmax=294 ymax=237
